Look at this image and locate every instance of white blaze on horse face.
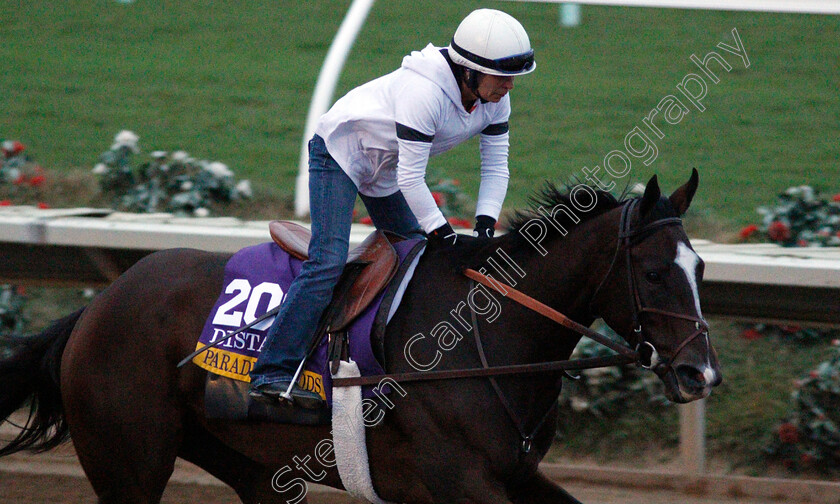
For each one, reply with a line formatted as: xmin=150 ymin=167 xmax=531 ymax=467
xmin=675 ymin=241 xmax=719 ymax=394
xmin=675 ymin=242 xmax=702 ymax=318
xmin=703 ymin=365 xmax=716 ymax=386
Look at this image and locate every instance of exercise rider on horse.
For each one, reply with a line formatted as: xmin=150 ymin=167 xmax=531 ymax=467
xmin=249 ymin=8 xmax=537 ymax=408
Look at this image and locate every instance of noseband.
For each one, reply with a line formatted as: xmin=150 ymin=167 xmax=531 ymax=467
xmin=590 ymin=199 xmax=710 ymax=374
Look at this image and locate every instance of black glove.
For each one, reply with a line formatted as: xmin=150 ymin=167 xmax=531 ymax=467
xmin=473 ymin=215 xmax=496 ymax=238
xmin=427 ymin=222 xmax=458 ymax=247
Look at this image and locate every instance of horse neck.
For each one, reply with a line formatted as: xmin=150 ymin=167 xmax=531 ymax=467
xmin=454 ymin=209 xmax=622 ymax=396
xmin=455 ymin=213 xmax=621 ymax=447
xmin=505 ymin=209 xmax=621 ymax=339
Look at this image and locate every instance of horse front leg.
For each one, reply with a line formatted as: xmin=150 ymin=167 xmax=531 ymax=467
xmin=509 ymin=470 xmax=583 ymax=504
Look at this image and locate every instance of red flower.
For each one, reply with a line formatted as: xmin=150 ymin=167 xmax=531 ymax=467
xmin=801 ymin=453 xmax=815 ymax=464
xmin=12 ymin=174 xmax=25 ymax=185
xmin=29 ymin=175 xmax=46 ymax=187
xmin=767 ymin=221 xmax=791 ymax=242
xmin=0 ymin=200 xmax=11 ymax=206
xmin=1 ymin=140 xmax=25 ymax=157
xmin=740 ymin=328 xmax=762 ymax=341
xmin=797 ymin=239 xmax=808 ymax=247
xmin=778 ymin=423 xmax=799 ymax=444
xmin=833 ymin=194 xmax=840 ymax=202
xmin=447 ymin=217 xmax=472 ymax=229
xmin=359 ymin=216 xmax=373 ymax=225
xmin=431 ymin=191 xmax=444 ymax=207
xmin=739 ymin=224 xmax=759 ymax=239
xmin=37 ymin=202 xmax=50 ymax=209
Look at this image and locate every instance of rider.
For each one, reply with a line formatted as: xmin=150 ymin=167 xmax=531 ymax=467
xmin=249 ymin=8 xmax=536 ymax=407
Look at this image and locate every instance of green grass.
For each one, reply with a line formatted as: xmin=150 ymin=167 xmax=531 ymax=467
xmin=2 ymin=1 xmax=839 ymax=230
xmin=3 ymin=0 xmax=839 ymax=477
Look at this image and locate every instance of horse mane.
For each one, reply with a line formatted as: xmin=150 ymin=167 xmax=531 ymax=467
xmin=448 ymin=179 xmax=688 ymax=272
xmin=448 ymin=180 xmax=629 ymax=269
xmin=506 ymin=181 xmax=626 ymax=234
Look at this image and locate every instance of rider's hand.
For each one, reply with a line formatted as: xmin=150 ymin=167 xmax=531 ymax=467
xmin=427 ymin=222 xmax=458 ymax=247
xmin=473 ymin=215 xmax=496 ymax=238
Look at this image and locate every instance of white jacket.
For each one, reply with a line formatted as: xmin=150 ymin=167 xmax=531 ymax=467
xmin=315 ymin=44 xmax=510 ymax=232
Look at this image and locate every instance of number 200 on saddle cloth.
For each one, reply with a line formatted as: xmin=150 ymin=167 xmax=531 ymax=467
xmin=193 ymin=222 xmax=426 ymax=424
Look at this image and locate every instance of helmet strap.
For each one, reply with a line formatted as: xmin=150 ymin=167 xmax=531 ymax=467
xmin=443 ymin=48 xmax=488 ymax=108
xmin=464 ymin=68 xmax=488 ymax=104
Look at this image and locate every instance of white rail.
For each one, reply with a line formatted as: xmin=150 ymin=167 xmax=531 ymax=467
xmin=295 ymin=0 xmax=376 ymax=217
xmin=516 ymin=0 xmax=840 ymax=15
xmin=3 ymin=208 xmax=840 ymax=288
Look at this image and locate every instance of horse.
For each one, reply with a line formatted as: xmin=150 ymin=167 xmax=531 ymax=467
xmin=0 ymin=170 xmax=721 ymax=504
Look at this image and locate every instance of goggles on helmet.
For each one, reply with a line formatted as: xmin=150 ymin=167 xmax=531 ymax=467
xmin=450 ymin=39 xmax=535 ymax=74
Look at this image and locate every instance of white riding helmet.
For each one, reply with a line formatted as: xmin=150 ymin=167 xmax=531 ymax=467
xmin=448 ymin=9 xmax=536 ymax=76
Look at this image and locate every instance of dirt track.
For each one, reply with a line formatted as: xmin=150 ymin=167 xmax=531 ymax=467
xmin=0 ymin=470 xmax=802 ymax=504
xmin=2 ymin=412 xmax=835 ymax=504
xmin=0 ymin=444 xmax=820 ymax=504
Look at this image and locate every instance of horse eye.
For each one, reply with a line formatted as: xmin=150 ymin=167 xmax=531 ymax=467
xmin=645 ymin=271 xmax=662 ymax=283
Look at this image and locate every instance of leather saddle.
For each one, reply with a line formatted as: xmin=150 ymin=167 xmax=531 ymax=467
xmin=203 ymin=222 xmax=411 ymax=424
xmin=268 ymin=220 xmax=399 ymax=332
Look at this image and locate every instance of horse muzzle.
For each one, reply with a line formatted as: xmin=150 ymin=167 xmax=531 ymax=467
xmin=637 ymin=321 xmax=722 ymax=403
xmin=657 ymin=361 xmax=722 ymax=403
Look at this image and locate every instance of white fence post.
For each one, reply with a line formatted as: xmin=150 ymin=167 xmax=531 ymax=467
xmin=295 ymin=0 xmax=376 ymax=217
xmin=679 ymin=399 xmax=706 ymax=473
xmin=559 ymin=3 xmax=582 ymax=26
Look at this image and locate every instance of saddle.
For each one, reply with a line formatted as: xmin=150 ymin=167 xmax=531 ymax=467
xmin=269 ymin=220 xmax=399 ymax=333
xmin=203 ymin=221 xmax=404 ymax=425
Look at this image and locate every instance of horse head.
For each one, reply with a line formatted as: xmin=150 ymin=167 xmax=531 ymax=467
xmin=590 ymin=169 xmax=722 ymax=403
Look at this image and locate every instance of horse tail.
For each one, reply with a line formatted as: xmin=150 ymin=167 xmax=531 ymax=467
xmin=0 ymin=307 xmax=85 ymax=457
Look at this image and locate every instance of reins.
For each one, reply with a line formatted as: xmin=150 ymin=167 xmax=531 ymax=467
xmin=330 ymin=349 xmax=634 ymax=387
xmin=332 ymin=265 xmax=638 ymax=453
xmin=462 ymin=269 xmax=637 ymax=360
xmin=332 ymin=265 xmax=640 ymax=389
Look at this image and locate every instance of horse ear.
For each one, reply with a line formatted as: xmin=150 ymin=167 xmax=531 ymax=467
xmin=669 ymin=168 xmax=699 ymax=216
xmin=638 ymin=175 xmax=660 ymax=217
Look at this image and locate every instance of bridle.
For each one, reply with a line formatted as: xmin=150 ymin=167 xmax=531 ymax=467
xmin=589 ymin=198 xmax=710 ymax=374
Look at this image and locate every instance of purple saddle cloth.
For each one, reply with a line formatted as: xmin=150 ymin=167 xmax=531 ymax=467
xmin=195 ymin=238 xmax=424 ymax=406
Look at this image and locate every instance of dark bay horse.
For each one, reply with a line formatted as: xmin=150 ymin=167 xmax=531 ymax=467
xmin=0 ymin=171 xmax=721 ymax=503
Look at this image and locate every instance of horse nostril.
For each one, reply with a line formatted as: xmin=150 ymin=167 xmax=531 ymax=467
xmin=675 ymin=364 xmax=706 ymax=389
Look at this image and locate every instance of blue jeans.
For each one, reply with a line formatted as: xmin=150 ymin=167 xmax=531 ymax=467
xmin=250 ymin=135 xmax=422 ymax=387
